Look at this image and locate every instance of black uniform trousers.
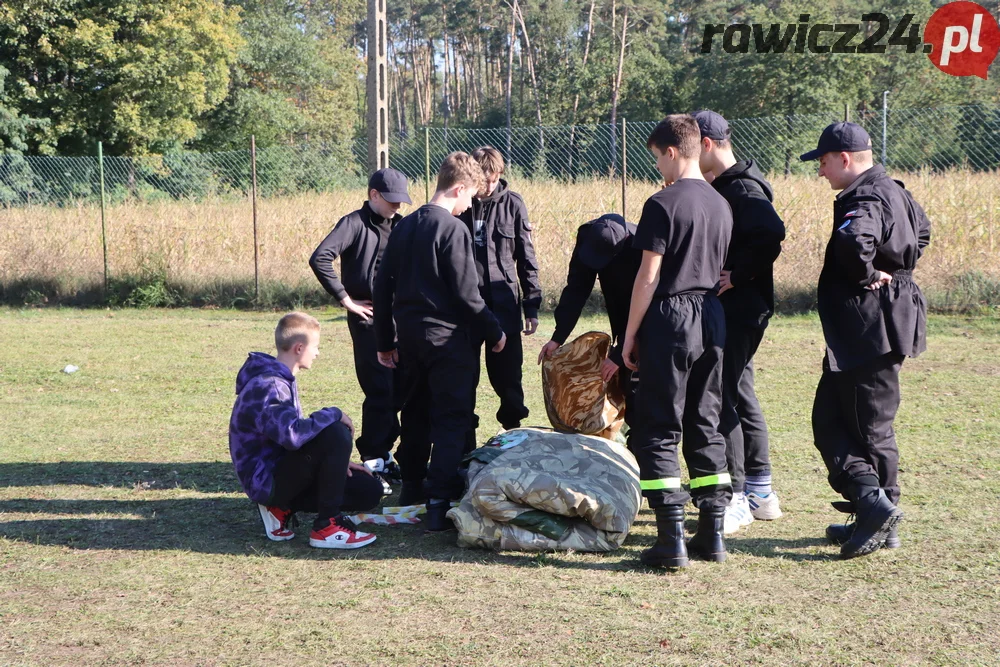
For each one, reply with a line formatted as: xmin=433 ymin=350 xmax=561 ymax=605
xmin=397 ymin=330 xmax=479 ymax=501
xmin=812 ymin=352 xmax=904 ymax=505
xmin=633 ymin=293 xmax=733 ymax=510
xmin=470 ymin=301 xmax=529 ymax=436
xmin=347 ymin=313 xmax=400 ymax=461
xmin=267 ymin=422 xmax=385 ymax=528
xmin=720 ymin=321 xmax=772 ymax=493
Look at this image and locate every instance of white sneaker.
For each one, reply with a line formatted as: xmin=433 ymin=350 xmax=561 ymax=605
xmin=723 ymin=492 xmax=755 ymax=535
xmin=363 ymin=457 xmax=394 ymax=496
xmin=747 ymin=491 xmax=783 ymax=520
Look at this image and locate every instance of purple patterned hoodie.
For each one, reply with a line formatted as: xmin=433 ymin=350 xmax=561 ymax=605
xmin=228 ymin=352 xmax=343 ymax=504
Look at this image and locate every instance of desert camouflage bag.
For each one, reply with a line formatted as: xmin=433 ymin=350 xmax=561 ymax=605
xmin=448 ymin=428 xmax=641 ymax=552
xmin=541 ymin=331 xmax=625 ymax=441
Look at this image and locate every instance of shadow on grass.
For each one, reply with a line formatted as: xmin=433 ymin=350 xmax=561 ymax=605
xmin=0 ymin=495 xmax=641 ymax=569
xmin=0 ymin=462 xmax=240 ymax=493
xmin=0 ymin=496 xmax=837 ymax=567
xmin=0 ymin=463 xmax=837 ymax=566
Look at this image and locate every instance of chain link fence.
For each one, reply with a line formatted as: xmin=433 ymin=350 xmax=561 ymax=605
xmin=2 ymin=103 xmax=1000 ymax=310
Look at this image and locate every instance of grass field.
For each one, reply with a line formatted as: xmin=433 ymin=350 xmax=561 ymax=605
xmin=3 ymin=171 xmax=1000 ymax=310
xmin=1 ymin=308 xmax=999 ymax=666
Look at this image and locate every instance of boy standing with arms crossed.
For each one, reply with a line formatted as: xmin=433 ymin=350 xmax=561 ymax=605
xmin=373 ymin=153 xmax=506 ymax=532
xmin=694 ymin=110 xmax=786 ymax=534
xmin=460 ymin=147 xmax=542 ymax=438
xmin=309 ymin=168 xmax=412 ymax=494
xmin=623 ymin=115 xmax=733 ymax=569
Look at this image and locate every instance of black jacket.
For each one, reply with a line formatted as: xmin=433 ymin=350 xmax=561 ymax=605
xmin=459 ymin=179 xmax=542 ymax=318
xmin=552 ymin=221 xmax=642 ymax=367
xmin=309 ymin=202 xmax=400 ymax=302
xmin=373 ymin=204 xmax=503 ymax=351
xmin=711 ymin=160 xmax=785 ymax=327
xmin=818 ymin=165 xmax=931 ymax=372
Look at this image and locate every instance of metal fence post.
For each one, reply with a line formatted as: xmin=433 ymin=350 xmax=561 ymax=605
xmin=424 ymin=127 xmax=430 ymax=203
xmin=97 ymin=141 xmax=108 ymax=292
xmin=882 ymin=90 xmax=889 ymax=166
xmin=250 ymin=135 xmax=260 ymax=301
xmin=621 ymin=117 xmax=627 ymax=219
xmin=844 ymin=103 xmax=850 ymax=122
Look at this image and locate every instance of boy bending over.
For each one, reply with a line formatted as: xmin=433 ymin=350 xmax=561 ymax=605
xmin=229 ymin=312 xmax=383 ymax=549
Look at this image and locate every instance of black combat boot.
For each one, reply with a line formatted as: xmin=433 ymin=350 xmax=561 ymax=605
xmin=827 ymin=520 xmax=900 ymax=549
xmin=640 ymin=505 xmax=688 ymax=568
xmin=424 ymin=499 xmax=454 ymax=533
xmin=686 ymin=505 xmax=727 ymax=563
xmin=839 ymin=482 xmax=903 ymax=560
xmin=398 ymin=480 xmax=426 ymax=507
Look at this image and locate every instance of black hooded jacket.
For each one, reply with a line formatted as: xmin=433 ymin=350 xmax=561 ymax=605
xmin=711 ymin=160 xmax=786 ymax=327
xmin=459 ymin=179 xmax=542 ymax=319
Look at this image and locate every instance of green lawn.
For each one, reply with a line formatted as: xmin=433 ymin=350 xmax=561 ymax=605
xmin=1 ymin=308 xmax=998 ymax=666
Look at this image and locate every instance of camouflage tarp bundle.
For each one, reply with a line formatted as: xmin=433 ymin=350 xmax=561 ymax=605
xmin=541 ymin=331 xmax=625 ymax=440
xmin=447 ymin=428 xmax=641 ymax=552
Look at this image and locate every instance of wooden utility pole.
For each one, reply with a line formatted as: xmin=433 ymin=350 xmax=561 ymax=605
xmin=367 ymin=0 xmax=389 ymax=172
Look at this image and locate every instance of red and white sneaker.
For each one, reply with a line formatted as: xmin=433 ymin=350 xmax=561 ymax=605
xmin=309 ymin=515 xmax=377 ymax=549
xmin=258 ymin=504 xmax=295 ymax=541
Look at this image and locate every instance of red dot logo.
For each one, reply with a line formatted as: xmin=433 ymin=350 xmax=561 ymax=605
xmin=924 ymin=1 xmax=1000 ymax=78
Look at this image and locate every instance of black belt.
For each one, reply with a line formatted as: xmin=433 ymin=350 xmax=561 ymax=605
xmin=892 ymin=269 xmax=913 ymax=277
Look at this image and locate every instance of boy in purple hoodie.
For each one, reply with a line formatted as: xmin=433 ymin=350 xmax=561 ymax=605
xmin=229 ymin=312 xmax=383 ymax=549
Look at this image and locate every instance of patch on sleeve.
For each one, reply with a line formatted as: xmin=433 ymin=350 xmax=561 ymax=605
xmin=838 ymin=209 xmax=861 ymax=230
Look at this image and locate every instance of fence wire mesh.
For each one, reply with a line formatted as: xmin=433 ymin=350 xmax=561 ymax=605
xmin=2 ymin=103 xmax=1000 ymax=310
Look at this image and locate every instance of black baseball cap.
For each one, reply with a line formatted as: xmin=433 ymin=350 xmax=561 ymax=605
xmin=577 ymin=214 xmax=630 ymax=270
xmin=693 ymin=110 xmax=731 ymax=142
xmin=800 ymin=122 xmax=873 ymax=161
xmin=368 ymin=168 xmax=412 ymax=204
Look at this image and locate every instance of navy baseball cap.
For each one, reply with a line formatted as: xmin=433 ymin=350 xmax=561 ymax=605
xmin=577 ymin=214 xmax=630 ymax=270
xmin=800 ymin=122 xmax=873 ymax=161
xmin=693 ymin=110 xmax=731 ymax=142
xmin=368 ymin=168 xmax=412 ymax=204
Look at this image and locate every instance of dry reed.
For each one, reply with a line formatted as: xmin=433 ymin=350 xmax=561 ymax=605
xmin=2 ymin=170 xmax=998 ymax=309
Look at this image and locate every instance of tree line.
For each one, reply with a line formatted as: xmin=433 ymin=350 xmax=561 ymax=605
xmin=1 ymin=0 xmax=997 ymax=157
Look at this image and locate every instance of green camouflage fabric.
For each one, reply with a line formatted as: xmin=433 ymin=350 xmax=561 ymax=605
xmin=541 ymin=331 xmax=626 ymax=440
xmin=448 ymin=428 xmax=641 ymax=552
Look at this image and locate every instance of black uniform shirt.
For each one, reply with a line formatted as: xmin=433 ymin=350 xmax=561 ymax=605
xmin=632 ymin=179 xmax=733 ymax=299
xmin=818 ymin=165 xmax=931 ymax=371
xmin=373 ymin=204 xmax=503 ymax=351
xmin=371 ymin=217 xmax=392 ymax=278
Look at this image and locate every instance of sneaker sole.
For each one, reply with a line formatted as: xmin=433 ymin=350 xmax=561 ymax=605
xmin=750 ymin=507 xmax=783 ymax=521
xmin=258 ymin=506 xmax=294 ymax=541
xmin=309 ymin=535 xmax=377 ymax=549
xmin=840 ymin=512 xmax=903 ymax=560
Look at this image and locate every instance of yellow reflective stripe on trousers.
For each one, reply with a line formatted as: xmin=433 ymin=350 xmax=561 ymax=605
xmin=689 ymin=473 xmax=732 ymax=489
xmin=640 ymin=478 xmax=682 ymax=491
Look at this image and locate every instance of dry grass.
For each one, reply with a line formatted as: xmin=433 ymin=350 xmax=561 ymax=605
xmin=1 ymin=308 xmax=998 ymax=665
xmin=2 ymin=171 xmax=999 ymax=308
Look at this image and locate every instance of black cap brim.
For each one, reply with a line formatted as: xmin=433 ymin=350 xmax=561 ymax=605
xmin=380 ymin=192 xmax=412 ymax=204
xmin=799 ymin=148 xmax=825 ymax=162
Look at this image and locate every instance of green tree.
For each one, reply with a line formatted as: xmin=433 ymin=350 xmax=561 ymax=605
xmin=197 ymin=0 xmax=364 ymax=150
xmin=0 ymin=0 xmax=242 ymax=155
xmin=0 ymin=64 xmax=45 ymax=154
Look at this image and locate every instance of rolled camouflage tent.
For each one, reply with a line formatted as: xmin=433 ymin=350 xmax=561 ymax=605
xmin=448 ymin=428 xmax=641 ymax=552
xmin=540 ymin=331 xmax=626 ymax=440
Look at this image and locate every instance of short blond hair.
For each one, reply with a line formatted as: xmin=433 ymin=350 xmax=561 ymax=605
xmin=472 ymin=145 xmax=505 ymax=177
xmin=275 ymin=312 xmax=320 ymax=352
xmin=436 ymin=151 xmax=486 ymax=195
